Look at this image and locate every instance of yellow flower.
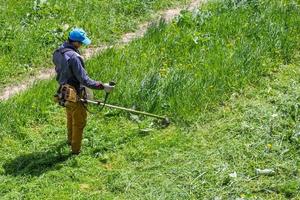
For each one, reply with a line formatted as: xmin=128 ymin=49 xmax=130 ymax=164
xmin=159 ymin=68 xmax=168 ymax=77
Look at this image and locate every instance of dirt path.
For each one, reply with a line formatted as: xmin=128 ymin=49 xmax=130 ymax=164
xmin=0 ymin=0 xmax=204 ymax=101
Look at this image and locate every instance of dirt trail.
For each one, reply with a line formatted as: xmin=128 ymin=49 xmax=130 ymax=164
xmin=0 ymin=0 xmax=204 ymax=101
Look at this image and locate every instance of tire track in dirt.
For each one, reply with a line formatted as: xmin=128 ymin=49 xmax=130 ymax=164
xmin=0 ymin=0 xmax=204 ymax=101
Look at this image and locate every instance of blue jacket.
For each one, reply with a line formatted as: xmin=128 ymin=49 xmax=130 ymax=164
xmin=53 ymin=42 xmax=103 ymax=93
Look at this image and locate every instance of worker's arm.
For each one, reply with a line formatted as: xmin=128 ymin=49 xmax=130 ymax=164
xmin=69 ymin=56 xmax=104 ymax=89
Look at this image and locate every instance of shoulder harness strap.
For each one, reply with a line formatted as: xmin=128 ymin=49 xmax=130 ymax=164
xmin=60 ymin=48 xmax=84 ymax=64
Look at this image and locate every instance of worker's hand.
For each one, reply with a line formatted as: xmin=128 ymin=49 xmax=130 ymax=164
xmin=103 ymin=83 xmax=115 ymax=93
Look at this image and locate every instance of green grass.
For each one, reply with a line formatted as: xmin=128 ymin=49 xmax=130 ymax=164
xmin=0 ymin=58 xmax=299 ymax=199
xmin=0 ymin=0 xmax=300 ymax=199
xmin=0 ymin=0 xmax=190 ymax=86
xmin=85 ymin=0 xmax=300 ymax=123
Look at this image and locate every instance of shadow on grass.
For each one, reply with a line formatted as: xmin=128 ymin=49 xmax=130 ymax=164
xmin=3 ymin=141 xmax=72 ymax=177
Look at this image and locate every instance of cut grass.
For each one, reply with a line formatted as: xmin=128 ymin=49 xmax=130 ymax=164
xmin=0 ymin=56 xmax=299 ymax=199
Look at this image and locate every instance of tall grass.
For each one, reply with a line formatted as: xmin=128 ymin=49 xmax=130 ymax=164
xmin=85 ymin=0 xmax=300 ymax=123
xmin=0 ymin=0 xmax=299 ymax=135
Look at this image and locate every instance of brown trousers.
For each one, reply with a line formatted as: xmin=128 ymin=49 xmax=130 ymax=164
xmin=65 ymin=101 xmax=87 ymax=154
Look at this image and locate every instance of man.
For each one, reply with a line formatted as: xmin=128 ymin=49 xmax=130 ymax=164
xmin=53 ymin=28 xmax=114 ymax=155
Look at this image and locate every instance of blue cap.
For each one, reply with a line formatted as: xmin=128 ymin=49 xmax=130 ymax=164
xmin=69 ymin=28 xmax=91 ymax=45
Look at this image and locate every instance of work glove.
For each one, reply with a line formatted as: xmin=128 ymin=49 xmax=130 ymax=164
xmin=103 ymin=83 xmax=115 ymax=93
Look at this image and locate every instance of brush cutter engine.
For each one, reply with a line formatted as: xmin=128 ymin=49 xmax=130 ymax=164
xmin=54 ymin=84 xmax=78 ymax=106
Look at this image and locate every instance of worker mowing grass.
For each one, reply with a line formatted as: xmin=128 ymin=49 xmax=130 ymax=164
xmin=52 ymin=28 xmax=114 ymax=155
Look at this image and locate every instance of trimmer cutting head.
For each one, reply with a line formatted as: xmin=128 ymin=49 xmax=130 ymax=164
xmin=161 ymin=117 xmax=170 ymax=128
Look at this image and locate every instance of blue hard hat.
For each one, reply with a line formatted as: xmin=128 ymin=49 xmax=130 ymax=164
xmin=69 ymin=28 xmax=91 ymax=45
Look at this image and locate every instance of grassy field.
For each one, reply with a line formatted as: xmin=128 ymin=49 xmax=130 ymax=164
xmin=0 ymin=0 xmax=300 ymax=199
xmin=85 ymin=0 xmax=300 ymax=123
xmin=1 ymin=64 xmax=300 ymax=199
xmin=0 ymin=0 xmax=190 ymax=87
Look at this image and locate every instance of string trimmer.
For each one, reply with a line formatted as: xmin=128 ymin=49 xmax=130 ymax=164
xmin=80 ymin=81 xmax=170 ymax=127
